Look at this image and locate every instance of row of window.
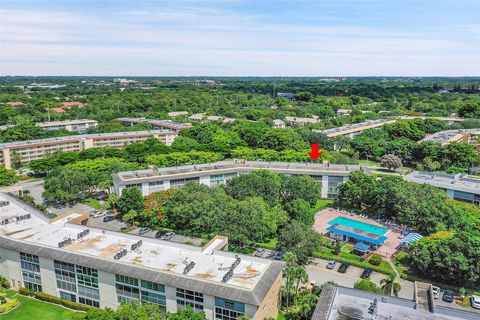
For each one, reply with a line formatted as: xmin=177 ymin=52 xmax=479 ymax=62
xmin=20 ymin=252 xmax=42 ymax=293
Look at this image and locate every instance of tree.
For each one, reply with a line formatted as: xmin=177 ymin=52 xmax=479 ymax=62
xmin=0 ymin=166 xmax=18 ymax=186
xmin=458 ymin=100 xmax=480 ymax=118
xmin=258 ymin=129 xmax=307 ymax=151
xmin=117 ymin=188 xmax=145 ymax=215
xmin=380 ymin=276 xmax=401 ymax=297
xmin=0 ymin=120 xmax=46 ymax=142
xmin=381 ymin=154 xmax=402 ymax=171
xmin=295 ymin=290 xmax=318 ymax=319
xmin=280 ymin=175 xmax=320 ymax=206
xmin=0 ymin=275 xmax=10 ymax=289
xmin=225 ymin=170 xmax=282 ymax=207
xmin=122 ymin=210 xmax=139 ymax=226
xmin=278 ymin=220 xmax=321 ymax=263
xmin=354 ymin=279 xmax=382 ymax=294
xmin=284 ymin=199 xmax=315 ymax=225
xmin=166 ymin=306 xmax=207 ymax=320
xmin=43 ymin=168 xmax=93 ymax=205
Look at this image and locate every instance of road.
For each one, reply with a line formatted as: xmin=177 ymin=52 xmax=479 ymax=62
xmin=306 ymin=258 xmax=415 ymax=300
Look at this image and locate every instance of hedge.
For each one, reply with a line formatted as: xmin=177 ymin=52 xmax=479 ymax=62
xmin=0 ymin=299 xmax=20 ymax=313
xmin=34 ymin=292 xmax=92 ymax=312
xmin=369 ymin=254 xmax=382 ymax=266
xmin=19 ymin=287 xmax=35 ymax=296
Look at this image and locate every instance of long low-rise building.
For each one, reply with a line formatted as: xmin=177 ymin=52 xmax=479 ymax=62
xmin=0 ymin=192 xmax=283 ymax=319
xmin=0 ymin=119 xmax=98 ymax=132
xmin=113 ymin=117 xmax=192 ymax=132
xmin=112 ymin=160 xmax=368 ymax=199
xmin=420 ymin=128 xmax=480 ymax=147
xmin=405 ymin=171 xmax=480 ymax=206
xmin=0 ymin=130 xmax=178 ymax=169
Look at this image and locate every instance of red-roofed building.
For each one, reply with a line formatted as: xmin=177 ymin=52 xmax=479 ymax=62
xmin=49 ymin=107 xmax=66 ymax=113
xmin=62 ymin=101 xmax=84 ymax=108
xmin=3 ymin=101 xmax=25 ymax=106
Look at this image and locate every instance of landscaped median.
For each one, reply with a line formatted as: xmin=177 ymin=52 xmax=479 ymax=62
xmin=314 ymin=244 xmax=397 ymax=277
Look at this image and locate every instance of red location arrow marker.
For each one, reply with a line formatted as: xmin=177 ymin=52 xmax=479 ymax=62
xmin=308 ymin=144 xmax=323 ymax=161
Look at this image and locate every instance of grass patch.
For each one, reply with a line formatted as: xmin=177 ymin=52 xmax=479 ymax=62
xmin=313 ymin=198 xmax=335 ymax=212
xmin=0 ymin=289 xmax=83 ymax=320
xmin=277 ymin=310 xmax=287 ymax=320
xmin=357 ymin=160 xmax=381 ymax=166
xmin=83 ymin=198 xmax=103 ymax=210
xmin=255 ymin=238 xmax=278 ymax=250
xmin=315 ymin=244 xmax=396 ymax=277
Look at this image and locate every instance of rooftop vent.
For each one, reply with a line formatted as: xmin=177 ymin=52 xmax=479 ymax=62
xmin=222 ymin=270 xmax=234 ymax=283
xmin=58 ymin=237 xmax=73 ymax=248
xmin=131 ymin=240 xmax=143 ymax=251
xmin=77 ymin=229 xmax=90 ymax=240
xmin=114 ymin=249 xmax=128 ymax=260
xmin=183 ymin=261 xmax=196 ymax=274
xmin=15 ymin=214 xmax=32 ymax=222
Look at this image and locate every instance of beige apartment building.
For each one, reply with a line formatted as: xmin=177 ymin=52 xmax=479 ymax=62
xmin=0 ymin=119 xmax=98 ymax=133
xmin=0 ymin=130 xmax=178 ymax=169
xmin=0 ymin=193 xmax=283 ymax=319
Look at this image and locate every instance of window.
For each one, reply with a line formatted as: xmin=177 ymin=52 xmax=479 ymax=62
xmin=19 ymin=252 xmax=42 ymax=292
xmin=79 ymin=297 xmax=99 ymax=308
xmin=327 ymin=176 xmax=344 ymax=198
xmin=78 ymin=285 xmax=100 ymax=300
xmin=140 ymin=280 xmax=164 ymax=292
xmin=24 ymin=282 xmax=42 ymax=292
xmin=60 ymin=291 xmax=76 ymax=302
xmin=116 ymin=274 xmax=139 ymax=286
xmin=176 ymin=288 xmax=203 ymax=311
xmin=76 ymin=266 xmax=98 ymax=288
xmin=170 ymin=177 xmax=199 ymax=188
xmin=116 ymin=283 xmax=140 ymax=299
xmin=210 ymin=174 xmax=224 ymax=186
xmin=57 ymin=280 xmax=76 ymax=292
xmin=215 ymin=297 xmax=245 ymax=320
xmin=141 ymin=290 xmax=166 ymax=307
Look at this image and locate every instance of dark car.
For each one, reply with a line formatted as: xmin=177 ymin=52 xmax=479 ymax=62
xmin=273 ymin=251 xmax=284 ymax=260
xmin=361 ymin=268 xmax=373 ymax=279
xmin=103 ymin=215 xmax=115 ymax=222
xmin=442 ymin=290 xmax=454 ymax=303
xmin=337 ymin=262 xmax=350 ymax=273
xmin=138 ymin=227 xmax=150 ymax=235
xmin=155 ymin=231 xmax=165 ymax=239
xmin=163 ymin=232 xmax=175 ymax=240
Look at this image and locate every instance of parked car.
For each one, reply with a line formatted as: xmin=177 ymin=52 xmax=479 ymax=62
xmin=361 ymin=268 xmax=373 ymax=279
xmin=432 ymin=286 xmax=440 ymax=299
xmin=138 ymin=227 xmax=150 ymax=235
xmin=326 ymin=260 xmax=337 ymax=270
xmin=273 ymin=251 xmax=284 ymax=260
xmin=442 ymin=290 xmax=454 ymax=303
xmin=337 ymin=262 xmax=350 ymax=273
xmin=103 ymin=215 xmax=115 ymax=222
xmin=155 ymin=231 xmax=165 ymax=239
xmin=163 ymin=232 xmax=175 ymax=240
xmin=254 ymin=248 xmax=265 ymax=257
xmin=471 ymin=295 xmax=480 ymax=309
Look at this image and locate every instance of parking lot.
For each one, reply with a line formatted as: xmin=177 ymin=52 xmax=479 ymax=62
xmin=306 ymin=258 xmax=415 ymax=300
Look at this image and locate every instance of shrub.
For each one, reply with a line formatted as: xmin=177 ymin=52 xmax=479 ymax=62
xmin=0 ymin=275 xmax=10 ymax=289
xmin=34 ymin=291 xmax=62 ymax=304
xmin=34 ymin=291 xmax=92 ymax=311
xmin=61 ymin=299 xmax=92 ymax=311
xmin=0 ymin=299 xmax=19 ymax=313
xmin=354 ymin=280 xmax=382 ymax=294
xmin=369 ymin=254 xmax=382 ymax=266
xmin=19 ymin=287 xmax=35 ymax=296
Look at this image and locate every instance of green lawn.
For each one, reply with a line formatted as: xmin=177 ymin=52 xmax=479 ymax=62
xmin=357 ymin=160 xmax=381 ymax=166
xmin=0 ymin=289 xmax=83 ymax=320
xmin=255 ymin=238 xmax=278 ymax=250
xmin=313 ymin=198 xmax=335 ymax=212
xmin=83 ymin=198 xmax=103 ymax=210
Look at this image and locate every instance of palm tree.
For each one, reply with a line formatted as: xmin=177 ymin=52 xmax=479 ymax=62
xmin=293 ymin=267 xmax=308 ymax=295
xmin=380 ymin=276 xmax=401 ymax=297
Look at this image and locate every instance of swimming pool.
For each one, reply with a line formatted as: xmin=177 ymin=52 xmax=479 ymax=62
xmin=328 ymin=217 xmax=388 ymax=236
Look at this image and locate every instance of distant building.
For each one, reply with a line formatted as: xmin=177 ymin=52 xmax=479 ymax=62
xmin=272 ymin=119 xmax=286 ymax=129
xmin=62 ymin=101 xmax=84 ymax=108
xmin=312 ymin=284 xmax=480 ymax=320
xmin=113 ymin=117 xmax=192 ymax=132
xmin=112 ymin=160 xmax=367 ymax=199
xmin=277 ymin=92 xmax=295 ymax=99
xmin=420 ymin=128 xmax=480 ymax=147
xmin=314 ymin=119 xmax=396 ymax=138
xmin=0 ymin=192 xmax=282 ymax=319
xmin=189 ymin=113 xmax=206 ymax=121
xmin=336 ymin=109 xmax=352 ymax=116
xmin=167 ymin=111 xmax=189 ymax=118
xmin=49 ymin=107 xmax=66 ymax=113
xmin=0 ymin=119 xmax=98 ymax=132
xmin=405 ymin=171 xmax=480 ymax=206
xmin=1 ymin=101 xmax=25 ymax=106
xmin=0 ymin=130 xmax=178 ymax=169
xmin=284 ymin=116 xmax=320 ymax=126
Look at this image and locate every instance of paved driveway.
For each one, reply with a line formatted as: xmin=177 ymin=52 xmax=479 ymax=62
xmin=307 ymin=258 xmax=415 ymax=300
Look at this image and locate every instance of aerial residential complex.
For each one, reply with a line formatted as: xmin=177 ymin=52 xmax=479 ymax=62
xmin=0 ymin=119 xmax=98 ymax=132
xmin=112 ymin=160 xmax=368 ymax=199
xmin=0 ymin=193 xmax=283 ymax=319
xmin=113 ymin=117 xmax=192 ymax=132
xmin=0 ymin=130 xmax=178 ymax=169
xmin=405 ymin=171 xmax=480 ymax=206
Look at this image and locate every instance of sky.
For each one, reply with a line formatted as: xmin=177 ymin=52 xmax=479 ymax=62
xmin=0 ymin=0 xmax=479 ymax=76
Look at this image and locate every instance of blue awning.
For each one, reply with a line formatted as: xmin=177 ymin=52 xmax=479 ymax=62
xmin=327 ymin=226 xmax=387 ymax=245
xmin=400 ymin=232 xmax=423 ymax=245
xmin=354 ymin=243 xmax=370 ymax=251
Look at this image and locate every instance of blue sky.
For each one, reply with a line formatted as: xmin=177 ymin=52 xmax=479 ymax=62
xmin=0 ymin=0 xmax=479 ymax=76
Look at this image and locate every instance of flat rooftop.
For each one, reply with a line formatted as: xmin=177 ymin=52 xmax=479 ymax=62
xmin=405 ymin=171 xmax=480 ymax=195
xmin=315 ymin=119 xmax=395 ymax=136
xmin=420 ymin=129 xmax=480 ymax=144
xmin=0 ymin=119 xmax=98 ymax=131
xmin=0 ymin=130 xmax=177 ymax=149
xmin=114 ymin=117 xmax=192 ymax=130
xmin=113 ymin=160 xmax=366 ymax=185
xmin=0 ymin=193 xmax=275 ymax=292
xmin=313 ymin=285 xmax=479 ymax=320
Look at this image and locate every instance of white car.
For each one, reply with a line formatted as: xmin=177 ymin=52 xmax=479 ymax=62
xmin=432 ymin=286 xmax=440 ymax=299
xmin=471 ymin=295 xmax=480 ymax=309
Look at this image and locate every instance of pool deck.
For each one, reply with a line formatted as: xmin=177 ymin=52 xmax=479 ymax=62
xmin=314 ymin=208 xmax=401 ymax=258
